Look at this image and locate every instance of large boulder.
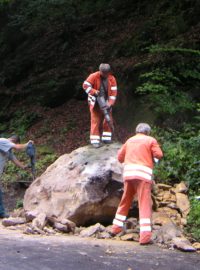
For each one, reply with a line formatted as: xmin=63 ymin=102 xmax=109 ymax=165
xmin=24 ymin=143 xmax=123 ymax=226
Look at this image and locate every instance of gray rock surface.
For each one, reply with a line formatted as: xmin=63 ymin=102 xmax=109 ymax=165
xmin=24 ymin=143 xmax=123 ymax=226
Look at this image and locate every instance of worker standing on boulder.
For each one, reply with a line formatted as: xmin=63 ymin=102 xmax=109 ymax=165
xmin=0 ymin=135 xmax=33 ymax=218
xmin=83 ymin=63 xmax=118 ymax=148
xmin=112 ymin=123 xmax=163 ymax=245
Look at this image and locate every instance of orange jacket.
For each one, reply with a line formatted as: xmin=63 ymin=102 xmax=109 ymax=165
xmin=83 ymin=71 xmax=117 ymax=107
xmin=118 ymin=134 xmax=163 ymax=182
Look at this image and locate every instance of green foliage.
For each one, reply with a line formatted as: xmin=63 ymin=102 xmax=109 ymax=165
xmin=6 ymin=0 xmax=78 ymax=35
xmin=9 ymin=110 xmax=40 ymax=136
xmin=187 ymin=198 xmax=200 ymax=241
xmin=2 ymin=144 xmax=57 ymax=186
xmin=15 ymin=199 xmax=23 ymax=209
xmin=153 ymin=126 xmax=200 ymax=193
xmin=2 ymin=151 xmax=30 ymax=186
xmin=136 ymin=46 xmax=200 ymax=122
xmin=36 ymin=145 xmax=57 ymax=175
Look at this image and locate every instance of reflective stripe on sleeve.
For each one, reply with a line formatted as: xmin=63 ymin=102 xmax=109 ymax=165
xmin=109 ymin=96 xmax=116 ymax=100
xmin=85 ymin=87 xmax=92 ymax=94
xmin=111 ymin=86 xmax=117 ymax=91
xmin=84 ymin=81 xmax=92 ymax=86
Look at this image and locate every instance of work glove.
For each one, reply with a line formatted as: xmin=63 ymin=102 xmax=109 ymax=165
xmin=94 ymin=90 xmax=100 ymax=96
xmin=154 ymin=158 xmax=159 ymax=164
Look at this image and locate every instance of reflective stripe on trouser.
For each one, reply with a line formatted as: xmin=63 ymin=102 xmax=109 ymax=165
xmin=113 ymin=179 xmax=152 ymax=244
xmin=90 ymin=135 xmax=100 ymax=144
xmin=102 ymin=131 xmax=112 ymax=142
xmin=113 ymin=213 xmax=126 ymax=228
xmin=90 ymin=104 xmax=113 ymax=142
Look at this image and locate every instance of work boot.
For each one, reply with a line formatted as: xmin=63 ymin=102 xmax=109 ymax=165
xmin=140 ymin=240 xmax=153 ymax=245
xmin=111 ymin=225 xmax=123 ymax=236
xmin=91 ymin=143 xmax=101 ymax=148
xmin=139 ymin=232 xmax=152 ymax=245
xmin=102 ymin=140 xmax=112 ymax=144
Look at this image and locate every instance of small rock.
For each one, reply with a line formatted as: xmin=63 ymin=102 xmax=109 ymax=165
xmin=105 ymin=225 xmax=113 ymax=233
xmin=153 ymin=225 xmax=162 ymax=230
xmin=98 ymin=231 xmax=111 ymax=239
xmin=125 ymin=217 xmax=138 ymax=230
xmin=59 ymin=218 xmax=76 ymax=233
xmin=121 ymin=233 xmax=139 ymax=241
xmin=105 ymin=248 xmax=115 ymax=255
xmin=163 ymin=191 xmax=171 ymax=201
xmin=43 ymin=226 xmax=56 ymax=235
xmin=25 ymin=211 xmax=38 ymax=222
xmin=156 ymin=184 xmax=172 ymax=190
xmin=172 ymin=237 xmax=196 ymax=252
xmin=156 ymin=223 xmax=182 ymax=244
xmin=2 ymin=217 xmax=26 ymax=227
xmin=180 ymin=218 xmax=187 ymax=226
xmin=152 ymin=212 xmax=171 ymax=226
xmin=121 ymin=233 xmax=134 ymax=241
xmin=74 ymin=227 xmax=84 ymax=235
xmin=32 ymin=213 xmax=47 ymax=230
xmin=167 ymin=202 xmax=179 ymax=210
xmin=11 ymin=208 xmax=26 ymax=218
xmin=80 ymin=223 xmax=105 ymax=237
xmin=53 ymin=222 xmax=70 ymax=233
xmin=192 ymin=242 xmax=200 ymax=250
xmin=174 ymin=182 xmax=188 ymax=194
xmin=175 ymin=193 xmax=190 ymax=218
xmin=125 ymin=228 xmax=139 ymax=234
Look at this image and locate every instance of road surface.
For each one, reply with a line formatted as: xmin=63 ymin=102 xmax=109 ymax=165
xmin=0 ymin=228 xmax=199 ymax=270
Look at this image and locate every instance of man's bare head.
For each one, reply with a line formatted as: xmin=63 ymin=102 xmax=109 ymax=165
xmin=135 ymin=123 xmax=151 ymax=135
xmin=99 ymin=63 xmax=111 ymax=78
xmin=9 ymin=135 xmax=21 ymax=144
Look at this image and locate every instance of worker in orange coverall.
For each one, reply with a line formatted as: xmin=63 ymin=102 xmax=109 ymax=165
xmin=112 ymin=123 xmax=163 ymax=245
xmin=83 ymin=63 xmax=117 ymax=148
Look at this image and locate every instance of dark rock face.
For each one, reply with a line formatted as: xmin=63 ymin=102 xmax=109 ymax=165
xmin=24 ymin=143 xmax=123 ymax=226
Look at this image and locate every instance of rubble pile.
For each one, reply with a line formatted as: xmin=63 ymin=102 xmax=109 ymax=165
xmin=2 ymin=182 xmax=199 ymax=252
xmin=1 ymin=144 xmax=199 ymax=252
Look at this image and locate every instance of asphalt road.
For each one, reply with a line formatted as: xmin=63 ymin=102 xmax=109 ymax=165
xmin=0 ymin=231 xmax=199 ymax=270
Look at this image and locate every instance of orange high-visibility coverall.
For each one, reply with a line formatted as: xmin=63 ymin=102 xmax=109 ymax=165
xmin=83 ymin=71 xmax=117 ymax=144
xmin=112 ymin=133 xmax=163 ymax=244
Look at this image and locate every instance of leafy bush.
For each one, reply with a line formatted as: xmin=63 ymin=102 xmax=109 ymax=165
xmin=186 ymin=198 xmax=200 ymax=241
xmin=15 ymin=199 xmax=23 ymax=209
xmin=153 ymin=126 xmax=200 ymax=193
xmin=136 ymin=47 xmax=200 ymax=126
xmin=2 ymin=145 xmax=57 ymax=186
xmin=9 ymin=110 xmax=40 ymax=136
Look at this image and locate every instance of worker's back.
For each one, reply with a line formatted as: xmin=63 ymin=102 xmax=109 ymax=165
xmin=124 ymin=134 xmax=157 ymax=168
xmin=118 ymin=133 xmax=163 ymax=182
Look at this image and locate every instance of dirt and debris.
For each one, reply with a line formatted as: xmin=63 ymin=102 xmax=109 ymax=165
xmin=1 ymin=181 xmax=199 ymax=253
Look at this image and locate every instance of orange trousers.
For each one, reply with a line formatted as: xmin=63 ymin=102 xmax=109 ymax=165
xmin=113 ymin=180 xmax=152 ymax=244
xmin=90 ymin=104 xmax=113 ymax=143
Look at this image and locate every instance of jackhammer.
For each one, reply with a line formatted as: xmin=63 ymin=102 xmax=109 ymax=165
xmin=26 ymin=142 xmax=36 ymax=180
xmin=96 ymin=95 xmax=114 ymax=132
